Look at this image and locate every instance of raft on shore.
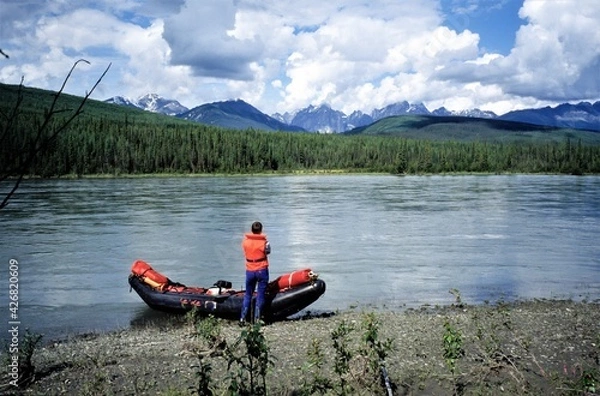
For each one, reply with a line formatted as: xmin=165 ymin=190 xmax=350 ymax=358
xmin=128 ymin=260 xmax=326 ymax=322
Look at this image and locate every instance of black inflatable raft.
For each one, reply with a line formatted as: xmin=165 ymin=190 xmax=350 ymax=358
xmin=128 ymin=266 xmax=326 ymax=322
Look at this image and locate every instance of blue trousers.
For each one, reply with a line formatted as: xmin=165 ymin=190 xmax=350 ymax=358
xmin=241 ymin=268 xmax=269 ymax=322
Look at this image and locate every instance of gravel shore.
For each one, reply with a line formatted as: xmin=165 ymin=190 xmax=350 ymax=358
xmin=2 ymin=299 xmax=599 ymax=395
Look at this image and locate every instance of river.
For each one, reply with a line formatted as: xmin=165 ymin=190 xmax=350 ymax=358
xmin=1 ymin=174 xmax=599 ymax=341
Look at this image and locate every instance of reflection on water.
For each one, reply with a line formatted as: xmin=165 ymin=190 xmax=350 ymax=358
xmin=1 ymin=175 xmax=599 ymax=341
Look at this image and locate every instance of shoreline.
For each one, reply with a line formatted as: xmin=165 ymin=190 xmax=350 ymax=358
xmin=15 ymin=292 xmax=600 ymax=348
xmin=4 ymin=299 xmax=599 ymax=395
xmin=8 ymin=170 xmax=600 ymax=181
xmin=6 ymin=169 xmax=380 ymax=180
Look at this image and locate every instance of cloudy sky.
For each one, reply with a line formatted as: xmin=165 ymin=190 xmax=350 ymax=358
xmin=1 ymin=0 xmax=599 ymax=116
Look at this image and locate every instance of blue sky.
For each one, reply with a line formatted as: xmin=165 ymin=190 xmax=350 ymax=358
xmin=1 ymin=0 xmax=599 ymax=116
xmin=441 ymin=0 xmax=525 ymax=54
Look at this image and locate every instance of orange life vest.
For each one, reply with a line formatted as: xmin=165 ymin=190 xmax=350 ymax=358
xmin=242 ymin=233 xmax=269 ymax=271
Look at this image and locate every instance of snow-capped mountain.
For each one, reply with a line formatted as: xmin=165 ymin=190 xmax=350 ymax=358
xmin=104 ymin=96 xmax=139 ymax=109
xmin=105 ymin=93 xmax=600 ymax=133
xmin=105 ymin=94 xmax=188 ymax=116
xmin=283 ymin=101 xmax=501 ymax=132
xmin=271 ymin=111 xmax=294 ymax=125
xmin=284 ymin=101 xmax=431 ymax=132
xmin=289 ymin=104 xmax=349 ymax=133
xmin=277 ymin=102 xmax=428 ymax=133
xmin=371 ymin=101 xmax=430 ymax=119
xmin=258 ymin=100 xmax=600 ymax=133
xmin=136 ymin=93 xmax=189 ymax=116
xmin=432 ymin=107 xmax=497 ymax=118
xmin=347 ymin=110 xmax=374 ymax=130
xmin=499 ymin=101 xmax=600 ymax=131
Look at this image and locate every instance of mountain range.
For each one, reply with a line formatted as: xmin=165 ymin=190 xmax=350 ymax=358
xmin=105 ymin=94 xmax=600 ymax=133
xmin=105 ymin=93 xmax=188 ymax=116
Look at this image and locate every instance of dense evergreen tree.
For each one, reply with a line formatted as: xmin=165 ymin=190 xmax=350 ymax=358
xmin=2 ymin=106 xmax=600 ymax=177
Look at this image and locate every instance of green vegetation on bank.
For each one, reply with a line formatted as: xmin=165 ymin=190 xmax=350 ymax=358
xmin=2 ymin=82 xmax=600 ymax=177
xmin=3 ymin=300 xmax=599 ymax=395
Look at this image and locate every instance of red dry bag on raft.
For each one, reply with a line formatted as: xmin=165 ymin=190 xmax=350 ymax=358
xmin=270 ymin=268 xmax=318 ymax=291
xmin=131 ymin=260 xmax=170 ymax=290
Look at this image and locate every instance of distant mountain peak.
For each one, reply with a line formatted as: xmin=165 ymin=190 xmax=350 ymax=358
xmin=499 ymin=101 xmax=600 ymax=131
xmin=290 ymin=104 xmax=348 ymax=133
xmin=104 ymin=95 xmax=137 ymax=108
xmin=176 ymin=99 xmax=305 ymax=132
xmin=104 ymin=94 xmax=188 ymax=116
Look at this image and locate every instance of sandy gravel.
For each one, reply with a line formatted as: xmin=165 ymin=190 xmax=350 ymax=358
xmin=2 ymin=299 xmax=599 ymax=395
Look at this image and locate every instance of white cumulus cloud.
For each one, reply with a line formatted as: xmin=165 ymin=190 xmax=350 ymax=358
xmin=0 ymin=0 xmax=598 ymax=115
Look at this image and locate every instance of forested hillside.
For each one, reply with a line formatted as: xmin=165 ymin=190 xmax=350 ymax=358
xmin=347 ymin=115 xmax=600 ymax=145
xmin=2 ymin=83 xmax=600 ymax=176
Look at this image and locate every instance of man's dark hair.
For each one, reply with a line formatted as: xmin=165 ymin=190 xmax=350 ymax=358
xmin=251 ymin=221 xmax=263 ymax=234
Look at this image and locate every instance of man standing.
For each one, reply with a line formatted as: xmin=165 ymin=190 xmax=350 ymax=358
xmin=241 ymin=221 xmax=271 ymax=323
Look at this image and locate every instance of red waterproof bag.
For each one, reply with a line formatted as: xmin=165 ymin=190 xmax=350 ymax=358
xmin=131 ymin=260 xmax=169 ymax=290
xmin=272 ymin=268 xmax=317 ymax=291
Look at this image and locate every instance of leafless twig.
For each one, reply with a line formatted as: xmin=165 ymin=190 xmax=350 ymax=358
xmin=0 ymin=60 xmax=111 ymax=209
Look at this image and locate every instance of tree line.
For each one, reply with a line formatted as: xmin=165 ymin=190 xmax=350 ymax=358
xmin=2 ymin=111 xmax=600 ymax=177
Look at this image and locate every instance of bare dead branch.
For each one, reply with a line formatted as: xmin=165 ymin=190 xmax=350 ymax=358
xmin=0 ymin=61 xmax=112 ymax=210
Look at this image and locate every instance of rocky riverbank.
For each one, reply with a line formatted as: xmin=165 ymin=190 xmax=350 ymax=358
xmin=2 ymin=299 xmax=599 ymax=395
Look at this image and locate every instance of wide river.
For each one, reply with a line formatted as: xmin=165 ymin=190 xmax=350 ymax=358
xmin=1 ymin=175 xmax=599 ymax=342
